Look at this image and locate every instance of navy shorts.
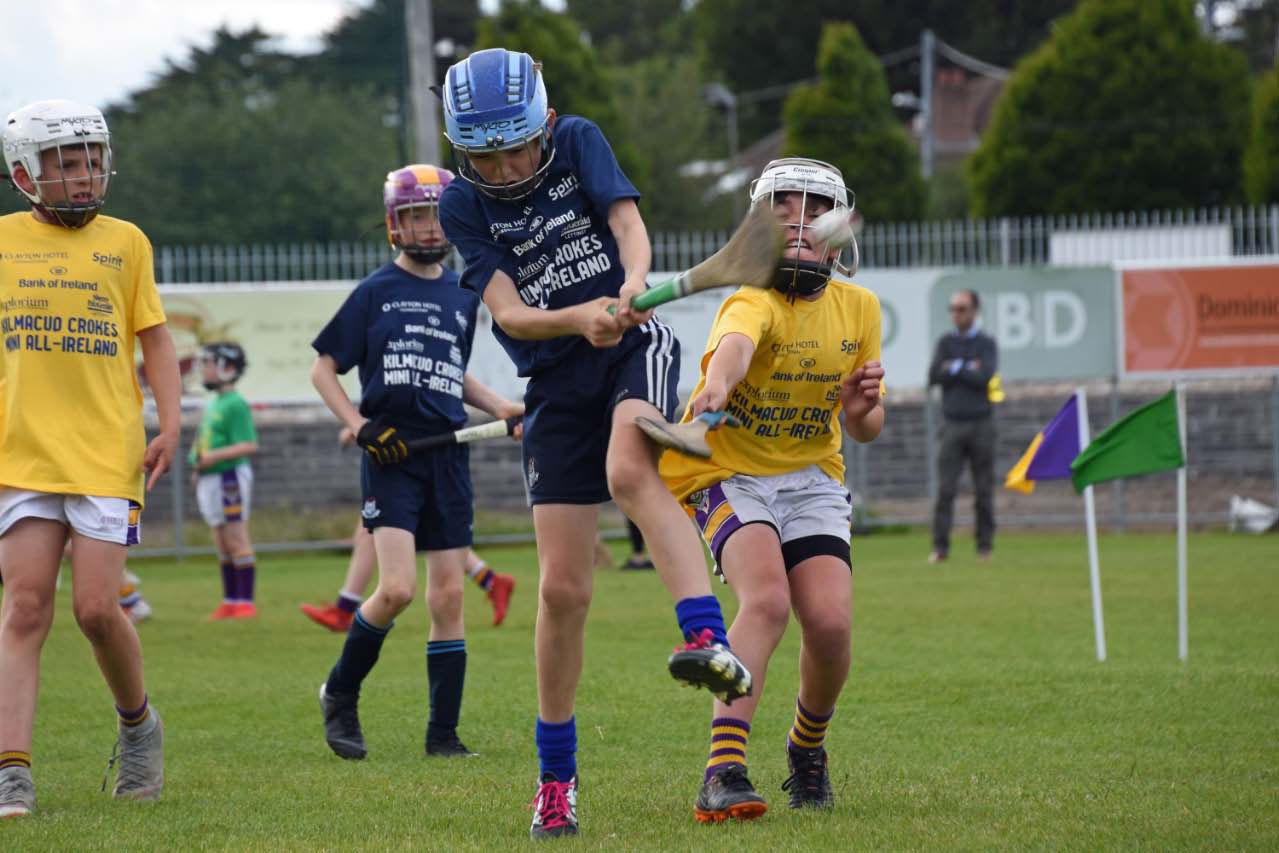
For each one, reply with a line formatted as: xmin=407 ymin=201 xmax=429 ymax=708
xmin=360 ymin=443 xmax=473 ymax=551
xmin=521 ymin=319 xmax=680 ymax=505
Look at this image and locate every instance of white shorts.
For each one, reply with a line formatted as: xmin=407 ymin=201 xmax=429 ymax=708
xmin=196 ymin=466 xmax=253 ymax=528
xmin=0 ymin=488 xmax=142 ymax=546
xmin=687 ymin=465 xmax=852 ymax=575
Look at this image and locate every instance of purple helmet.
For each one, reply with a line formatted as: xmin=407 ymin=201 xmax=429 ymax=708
xmin=383 ymin=164 xmax=454 ymax=264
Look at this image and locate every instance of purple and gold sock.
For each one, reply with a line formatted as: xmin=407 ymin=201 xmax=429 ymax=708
xmin=218 ymin=553 xmax=234 ymax=602
xmin=117 ymin=695 xmax=150 ymax=727
xmin=233 ymin=554 xmax=256 ymax=603
xmin=0 ymin=750 xmax=31 ymax=770
xmin=788 ymin=699 xmax=833 ymax=752
xmin=336 ymin=591 xmax=362 ymax=613
xmin=469 ymin=561 xmax=494 ymax=591
xmin=705 ymin=717 xmax=750 ymax=781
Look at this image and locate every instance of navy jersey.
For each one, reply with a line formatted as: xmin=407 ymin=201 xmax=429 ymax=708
xmin=312 ymin=263 xmax=479 ymax=435
xmin=439 ymin=115 xmax=640 ymax=377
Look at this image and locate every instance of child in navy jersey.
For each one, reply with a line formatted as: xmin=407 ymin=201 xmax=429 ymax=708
xmin=438 ymin=48 xmax=752 ymax=839
xmin=312 ymin=164 xmax=523 ymax=762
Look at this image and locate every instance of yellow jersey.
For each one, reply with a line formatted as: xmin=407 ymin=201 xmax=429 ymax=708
xmin=0 ymin=212 xmax=166 ymax=503
xmin=660 ymin=280 xmax=882 ymax=508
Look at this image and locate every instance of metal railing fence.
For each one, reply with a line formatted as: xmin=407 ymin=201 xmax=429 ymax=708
xmin=154 ymin=205 xmax=1279 ymax=283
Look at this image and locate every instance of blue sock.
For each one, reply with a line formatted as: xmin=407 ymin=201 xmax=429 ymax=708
xmin=326 ymin=610 xmax=392 ymax=696
xmin=535 ymin=717 xmax=577 ymax=782
xmin=426 ymin=640 xmax=467 ymax=741
xmin=675 ymin=595 xmax=729 ymax=646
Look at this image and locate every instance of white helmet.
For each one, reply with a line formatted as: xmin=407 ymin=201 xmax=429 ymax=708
xmin=749 ymin=157 xmax=858 ymax=296
xmin=3 ymin=99 xmax=113 ymax=228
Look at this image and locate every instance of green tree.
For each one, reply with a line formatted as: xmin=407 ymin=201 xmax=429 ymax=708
xmin=969 ymin=0 xmax=1252 ymax=216
xmin=104 ymin=49 xmax=398 ymax=244
xmin=565 ymin=0 xmax=688 ymax=64
xmin=473 ymin=1 xmax=645 ymax=188
xmin=612 ymin=55 xmax=735 ymax=231
xmin=1244 ymin=59 xmax=1279 ymax=203
xmin=782 ymin=22 xmax=927 ymax=223
xmin=692 ymin=0 xmax=1077 ymax=145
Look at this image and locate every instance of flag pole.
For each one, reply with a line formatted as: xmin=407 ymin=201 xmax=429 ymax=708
xmin=1075 ymin=387 xmax=1106 ymax=661
xmin=1176 ymin=382 xmax=1188 ymax=661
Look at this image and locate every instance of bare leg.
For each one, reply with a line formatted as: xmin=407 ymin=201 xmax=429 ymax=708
xmin=345 ymin=523 xmax=376 ymax=596
xmin=789 ymin=556 xmax=853 ymax=715
xmin=425 ymin=548 xmax=468 ymax=641
xmin=70 ymin=531 xmax=146 ymax=711
xmin=361 ymin=528 xmax=418 ymax=626
xmin=606 ymin=398 xmax=711 ymax=602
xmin=531 ymin=504 xmax=597 ymax=723
xmin=706 ymin=524 xmax=791 ymax=726
xmin=0 ymin=519 xmax=64 ymax=753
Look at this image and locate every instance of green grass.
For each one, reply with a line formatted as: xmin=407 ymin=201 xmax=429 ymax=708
xmin=5 ymin=531 xmax=1278 ymax=850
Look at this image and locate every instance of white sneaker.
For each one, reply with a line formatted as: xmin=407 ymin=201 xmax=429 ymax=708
xmin=110 ymin=708 xmax=164 ymax=800
xmin=0 ymin=765 xmax=35 ymax=818
xmin=125 ymin=598 xmax=153 ymax=624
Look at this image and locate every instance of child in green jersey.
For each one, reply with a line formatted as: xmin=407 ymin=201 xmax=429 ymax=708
xmin=190 ymin=342 xmax=260 ymax=620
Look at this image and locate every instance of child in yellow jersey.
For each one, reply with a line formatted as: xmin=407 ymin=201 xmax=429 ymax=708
xmin=0 ymin=100 xmax=181 ymax=817
xmin=658 ymin=158 xmax=885 ymax=823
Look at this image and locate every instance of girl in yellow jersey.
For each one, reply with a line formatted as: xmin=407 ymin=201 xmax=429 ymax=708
xmin=658 ymin=159 xmax=885 ymax=823
xmin=0 ymin=100 xmax=182 ymax=817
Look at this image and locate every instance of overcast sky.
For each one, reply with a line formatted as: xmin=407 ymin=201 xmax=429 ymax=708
xmin=1 ymin=1 xmax=364 ymax=111
xmin=1 ymin=0 xmax=555 ymax=114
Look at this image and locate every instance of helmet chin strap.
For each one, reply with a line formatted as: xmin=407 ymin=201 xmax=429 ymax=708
xmin=35 ymin=200 xmax=103 ymax=229
xmin=403 ymin=246 xmax=450 ymax=264
xmin=771 ymin=259 xmax=832 ymax=299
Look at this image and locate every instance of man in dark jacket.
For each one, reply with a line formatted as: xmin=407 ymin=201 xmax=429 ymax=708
xmin=928 ymin=289 xmax=998 ymax=562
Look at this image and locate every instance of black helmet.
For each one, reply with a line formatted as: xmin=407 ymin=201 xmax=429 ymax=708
xmin=199 ymin=341 xmax=247 ymax=388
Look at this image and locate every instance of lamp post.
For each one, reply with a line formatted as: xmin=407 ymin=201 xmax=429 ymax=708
xmin=703 ymin=82 xmax=741 ymax=220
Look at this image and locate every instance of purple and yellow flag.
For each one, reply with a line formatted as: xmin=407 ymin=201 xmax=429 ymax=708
xmin=1004 ymin=394 xmax=1082 ymax=495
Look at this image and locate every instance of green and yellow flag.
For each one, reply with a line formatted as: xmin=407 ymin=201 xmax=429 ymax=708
xmin=1070 ymin=390 xmax=1184 ymax=493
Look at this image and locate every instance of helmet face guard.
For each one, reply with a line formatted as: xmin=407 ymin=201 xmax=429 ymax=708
xmin=384 ymin=164 xmax=454 ymax=264
xmin=3 ymin=100 xmax=113 ymax=229
xmin=442 ymin=48 xmax=556 ymax=202
xmin=198 ymin=342 xmax=247 ymax=390
xmin=749 ymin=158 xmax=858 ymax=298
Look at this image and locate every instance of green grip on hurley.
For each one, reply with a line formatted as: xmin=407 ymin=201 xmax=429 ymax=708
xmin=633 ymin=274 xmax=692 ymax=311
xmin=608 ymin=274 xmax=691 ymax=315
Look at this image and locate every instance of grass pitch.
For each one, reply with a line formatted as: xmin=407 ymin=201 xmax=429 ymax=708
xmin=4 ymin=530 xmax=1277 ymax=850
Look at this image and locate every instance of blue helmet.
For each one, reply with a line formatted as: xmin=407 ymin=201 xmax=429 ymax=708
xmin=442 ymin=48 xmax=556 ymax=201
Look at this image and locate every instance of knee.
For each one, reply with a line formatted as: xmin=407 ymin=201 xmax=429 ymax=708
xmin=377 ymin=577 xmax=417 ymax=613
xmin=802 ymin=610 xmax=851 ymax=660
xmin=74 ymin=596 xmax=123 ymax=644
xmin=427 ymin=580 xmax=464 ymax=622
xmin=538 ymin=570 xmax=591 ymax=616
xmin=606 ymin=456 xmax=656 ymax=510
xmin=1 ymin=587 xmax=54 ymax=640
xmin=740 ymin=584 xmax=792 ymax=636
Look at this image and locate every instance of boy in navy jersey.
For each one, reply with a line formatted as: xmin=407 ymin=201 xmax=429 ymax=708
xmin=312 ymin=164 xmax=523 ymax=761
xmin=438 ymin=48 xmax=752 ymax=838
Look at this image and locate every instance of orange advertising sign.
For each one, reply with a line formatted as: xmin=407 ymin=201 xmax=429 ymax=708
xmin=1119 ymin=261 xmax=1279 ymax=378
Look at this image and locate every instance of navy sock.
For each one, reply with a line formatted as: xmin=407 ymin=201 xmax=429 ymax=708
xmin=535 ymin=716 xmax=577 ymax=782
xmin=326 ymin=610 xmax=392 ymax=696
xmin=675 ymin=595 xmax=729 ymax=646
xmin=426 ymin=640 xmax=467 ymax=741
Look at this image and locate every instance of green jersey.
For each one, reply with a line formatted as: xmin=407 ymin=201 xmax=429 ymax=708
xmin=190 ymin=390 xmax=257 ymax=474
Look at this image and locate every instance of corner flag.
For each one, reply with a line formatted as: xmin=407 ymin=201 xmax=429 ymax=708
xmin=1005 ymin=394 xmax=1081 ymax=494
xmin=1070 ymin=391 xmax=1185 ymax=492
